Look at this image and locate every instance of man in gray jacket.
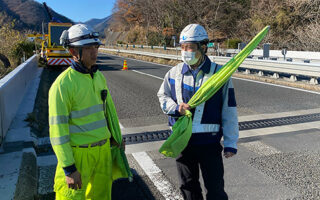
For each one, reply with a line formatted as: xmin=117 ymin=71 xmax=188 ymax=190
xmin=157 ymin=24 xmax=239 ymax=200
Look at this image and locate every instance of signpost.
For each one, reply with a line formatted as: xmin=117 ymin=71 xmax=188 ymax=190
xmin=281 ymin=47 xmax=288 ymax=61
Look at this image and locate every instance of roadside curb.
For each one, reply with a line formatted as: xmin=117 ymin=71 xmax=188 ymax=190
xmin=0 ymin=66 xmax=43 ymax=200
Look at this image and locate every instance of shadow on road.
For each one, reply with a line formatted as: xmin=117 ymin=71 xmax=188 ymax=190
xmin=112 ymin=169 xmax=157 ymax=200
xmin=97 ymin=55 xmax=115 ymax=60
xmin=98 ymin=64 xmax=122 ymax=71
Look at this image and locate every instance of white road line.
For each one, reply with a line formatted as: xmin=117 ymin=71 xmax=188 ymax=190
xmin=132 ymin=70 xmax=164 ymax=80
xmin=132 ymin=151 xmax=183 ymax=200
xmin=100 ymin=52 xmax=173 ymax=68
xmin=241 ymin=141 xmax=281 ymax=156
xmin=101 ymin=52 xmax=320 ymax=94
xmin=125 ymin=57 xmax=173 ymax=68
xmin=131 ymin=69 xmax=320 ymax=95
xmin=233 ymin=77 xmax=320 ymax=95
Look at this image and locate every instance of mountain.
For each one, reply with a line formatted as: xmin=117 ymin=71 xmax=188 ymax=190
xmin=84 ymin=15 xmax=113 ymax=38
xmin=84 ymin=18 xmax=106 ymax=28
xmin=0 ymin=0 xmax=73 ymax=31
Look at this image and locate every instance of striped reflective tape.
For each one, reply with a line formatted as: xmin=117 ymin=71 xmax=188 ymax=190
xmin=49 ymin=115 xmax=69 ymax=125
xmin=47 ymin=58 xmax=73 ymax=65
xmin=50 ymin=135 xmax=70 ymax=145
xmin=192 ymin=124 xmax=220 ymax=133
xmin=69 ymin=119 xmax=108 ymax=134
xmin=70 ymin=104 xmax=104 ymax=119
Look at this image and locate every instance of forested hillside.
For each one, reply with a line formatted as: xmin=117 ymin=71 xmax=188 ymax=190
xmin=0 ymin=0 xmax=73 ymax=31
xmin=109 ymin=0 xmax=320 ymax=51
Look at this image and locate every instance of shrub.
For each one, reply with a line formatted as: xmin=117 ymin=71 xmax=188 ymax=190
xmin=224 ymin=38 xmax=242 ymax=49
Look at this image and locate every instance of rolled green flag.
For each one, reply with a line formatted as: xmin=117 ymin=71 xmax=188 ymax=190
xmin=159 ymin=26 xmax=270 ymax=158
xmin=105 ymin=88 xmax=133 ymax=181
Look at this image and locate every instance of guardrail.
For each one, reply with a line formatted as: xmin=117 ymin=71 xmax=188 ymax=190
xmin=211 ymin=57 xmax=320 ymax=84
xmin=109 ymin=44 xmax=179 ymax=50
xmin=224 ymin=49 xmax=320 ymax=63
xmin=100 ymin=48 xmax=320 ymax=84
xmin=101 ymin=48 xmax=181 ymax=60
xmin=104 ymin=45 xmax=320 ymax=63
xmin=0 ymin=55 xmax=38 ymax=145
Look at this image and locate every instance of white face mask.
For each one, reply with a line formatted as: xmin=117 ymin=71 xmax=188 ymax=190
xmin=181 ymin=51 xmax=199 ymax=66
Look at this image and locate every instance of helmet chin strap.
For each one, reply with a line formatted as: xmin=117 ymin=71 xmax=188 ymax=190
xmin=76 ymin=47 xmax=88 ymax=70
xmin=197 ymin=43 xmax=206 ymax=55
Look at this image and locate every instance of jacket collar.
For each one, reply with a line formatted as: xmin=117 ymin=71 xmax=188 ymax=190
xmin=181 ymin=55 xmax=211 ymax=75
xmin=71 ymin=60 xmax=98 ymax=74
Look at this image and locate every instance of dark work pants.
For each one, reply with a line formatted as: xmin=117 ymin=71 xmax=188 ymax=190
xmin=175 ymin=143 xmax=228 ymax=200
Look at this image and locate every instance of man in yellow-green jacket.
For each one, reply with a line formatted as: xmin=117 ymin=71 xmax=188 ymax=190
xmin=49 ymin=24 xmax=128 ymax=200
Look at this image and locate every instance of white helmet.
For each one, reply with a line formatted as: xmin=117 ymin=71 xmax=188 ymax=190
xmin=179 ymin=24 xmax=209 ymax=44
xmin=60 ymin=24 xmax=102 ymax=48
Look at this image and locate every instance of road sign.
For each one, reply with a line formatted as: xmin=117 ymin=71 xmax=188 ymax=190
xmin=208 ymin=43 xmax=214 ymax=48
xmin=282 ymin=47 xmax=288 ymax=60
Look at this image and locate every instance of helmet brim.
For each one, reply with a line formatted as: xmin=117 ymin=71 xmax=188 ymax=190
xmin=69 ymin=38 xmax=102 ymax=47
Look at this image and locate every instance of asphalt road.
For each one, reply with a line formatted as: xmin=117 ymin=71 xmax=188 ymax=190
xmin=37 ymin=53 xmax=320 ymax=199
xmin=97 ymin=53 xmax=320 ymax=200
xmin=97 ymin=53 xmax=320 ymax=128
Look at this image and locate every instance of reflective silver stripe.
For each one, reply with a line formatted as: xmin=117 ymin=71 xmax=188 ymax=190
xmin=193 ymin=103 xmax=205 ymax=124
xmin=70 ymin=104 xmax=104 ymax=119
xmin=50 ymin=135 xmax=70 ymax=145
xmin=49 ymin=115 xmax=69 ymax=125
xmin=175 ymin=66 xmax=184 ymax=104
xmin=193 ymin=64 xmax=215 ymax=125
xmin=192 ymin=124 xmax=220 ymax=133
xmin=69 ymin=119 xmax=107 ymax=134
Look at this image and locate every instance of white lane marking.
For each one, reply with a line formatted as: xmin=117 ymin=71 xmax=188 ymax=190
xmin=132 ymin=70 xmax=164 ymax=80
xmin=125 ymin=57 xmax=173 ymax=68
xmin=103 ymin=52 xmax=320 ymax=95
xmin=241 ymin=141 xmax=281 ymax=156
xmin=100 ymin=52 xmax=173 ymax=68
xmin=102 ymin=52 xmax=320 ymax=95
xmin=233 ymin=77 xmax=320 ymax=95
xmin=132 ymin=151 xmax=183 ymax=200
xmin=131 ymin=69 xmax=320 ymax=95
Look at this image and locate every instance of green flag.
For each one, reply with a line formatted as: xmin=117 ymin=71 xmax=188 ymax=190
xmin=159 ymin=26 xmax=270 ymax=158
xmin=105 ymin=88 xmax=133 ymax=181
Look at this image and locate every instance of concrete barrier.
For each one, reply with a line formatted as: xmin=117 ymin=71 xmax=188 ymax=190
xmin=0 ymin=55 xmax=38 ymax=145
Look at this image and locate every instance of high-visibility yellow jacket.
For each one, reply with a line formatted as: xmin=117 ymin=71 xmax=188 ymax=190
xmin=49 ymin=67 xmax=111 ymax=168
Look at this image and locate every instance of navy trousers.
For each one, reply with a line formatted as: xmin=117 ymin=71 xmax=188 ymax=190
xmin=176 ymin=142 xmax=228 ymax=200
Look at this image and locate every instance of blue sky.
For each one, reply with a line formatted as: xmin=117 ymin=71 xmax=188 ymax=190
xmin=35 ymin=0 xmax=116 ymax=22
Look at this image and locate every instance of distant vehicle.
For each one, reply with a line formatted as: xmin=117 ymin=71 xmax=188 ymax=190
xmin=39 ymin=2 xmax=73 ymax=66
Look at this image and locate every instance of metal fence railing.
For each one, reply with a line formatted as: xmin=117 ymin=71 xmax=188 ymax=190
xmin=100 ymin=47 xmax=320 ymax=84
